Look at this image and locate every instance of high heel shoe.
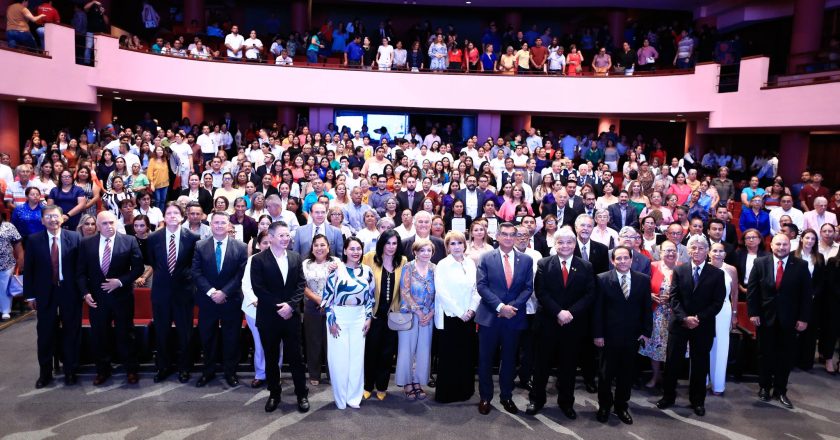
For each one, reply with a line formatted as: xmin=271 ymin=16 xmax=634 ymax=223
xmin=827 ymin=360 xmax=837 ymax=375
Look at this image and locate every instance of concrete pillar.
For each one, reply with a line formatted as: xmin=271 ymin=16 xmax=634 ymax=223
xmin=307 ymin=106 xmax=334 ymax=133
xmin=290 ymin=0 xmax=310 ymax=34
xmin=779 ymin=132 xmax=810 ymax=185
xmin=597 ymin=117 xmax=620 ymax=136
xmin=607 ymin=10 xmax=626 ymax=50
xmin=183 ymin=0 xmax=206 ymax=30
xmin=181 ymin=102 xmax=205 ymax=125
xmin=96 ymin=97 xmax=113 ymax=132
xmin=510 ymin=114 xmax=531 ymax=133
xmin=0 ymin=101 xmax=20 ymax=165
xmin=788 ymin=0 xmax=826 ymax=73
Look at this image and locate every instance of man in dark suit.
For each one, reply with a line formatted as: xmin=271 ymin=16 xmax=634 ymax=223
xmin=250 ymin=221 xmax=310 ymax=413
xmin=607 ymin=191 xmax=640 ymax=231
xmin=608 ymin=227 xmax=652 ymax=276
xmin=541 ymin=190 xmax=577 ymax=228
xmin=25 ymin=205 xmax=82 ymax=387
xmin=715 ymin=205 xmax=739 ymax=246
xmin=78 ymin=211 xmax=144 ymax=386
xmin=147 ymin=203 xmax=200 ymax=383
xmin=456 ymin=175 xmax=485 ymax=220
xmin=593 ymin=246 xmax=653 ymax=425
xmin=523 ymin=159 xmax=541 ymax=191
xmin=565 ymin=179 xmax=585 ymax=215
xmin=476 ymin=222 xmax=534 ymax=415
xmin=291 ymin=202 xmax=344 ymax=258
xmin=191 ymin=211 xmax=248 ymax=388
xmin=748 ymin=234 xmax=812 ymax=409
xmin=396 ymin=175 xmax=423 ymax=214
xmin=573 ymin=214 xmax=610 ymax=393
xmin=707 ymin=218 xmax=736 ymax=265
xmin=580 ymin=191 xmax=598 ymax=219
xmin=499 ymin=158 xmax=516 ymax=188
xmin=657 ymin=235 xmax=726 ymax=416
xmin=526 ymin=228 xmax=596 ymax=418
xmin=402 ymin=211 xmax=446 ymax=263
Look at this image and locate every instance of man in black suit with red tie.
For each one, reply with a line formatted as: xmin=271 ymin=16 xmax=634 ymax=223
xmin=78 ymin=211 xmax=144 ymax=386
xmin=147 ymin=202 xmax=199 ymax=383
xmin=657 ymin=235 xmax=725 ymax=416
xmin=574 ymin=214 xmax=610 ymax=393
xmin=527 ymin=228 xmax=596 ymax=418
xmin=250 ymin=221 xmax=310 ymax=413
xmin=192 ymin=211 xmax=248 ymax=388
xmin=748 ymin=234 xmax=812 ymax=409
xmin=593 ymin=246 xmax=652 ymax=425
xmin=24 ymin=205 xmax=82 ymax=388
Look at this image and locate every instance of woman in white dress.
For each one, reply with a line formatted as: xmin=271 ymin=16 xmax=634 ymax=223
xmin=708 ymin=242 xmax=739 ymax=395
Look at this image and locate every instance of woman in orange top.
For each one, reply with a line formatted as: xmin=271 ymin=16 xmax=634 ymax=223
xmin=566 ymin=44 xmax=584 ymax=76
xmin=499 ymin=46 xmax=516 ymax=75
xmin=448 ymin=42 xmax=464 ymax=72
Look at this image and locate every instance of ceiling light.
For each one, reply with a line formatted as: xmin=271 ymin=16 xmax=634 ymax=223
xmin=668 ymin=119 xmax=676 ymax=123
xmin=676 ymin=114 xmax=683 ymax=117
xmin=112 ymin=91 xmax=119 ymax=94
xmin=114 ymin=96 xmax=122 ymax=100
xmin=96 ymin=94 xmax=103 ymax=97
xmin=466 ymin=1 xmax=471 ymax=3
xmin=125 ymin=98 xmax=133 ymax=102
xmin=16 ymin=98 xmax=26 ymax=102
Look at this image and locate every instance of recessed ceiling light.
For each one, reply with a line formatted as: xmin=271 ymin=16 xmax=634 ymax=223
xmin=668 ymin=119 xmax=676 ymax=123
xmin=217 ymin=99 xmax=224 ymax=102
xmin=113 ymin=91 xmax=119 ymax=94
xmin=466 ymin=1 xmax=471 ymax=4
xmin=125 ymin=98 xmax=133 ymax=102
xmin=676 ymin=114 xmax=683 ymax=117
xmin=114 ymin=96 xmax=122 ymax=100
xmin=16 ymin=98 xmax=26 ymax=102
xmin=96 ymin=94 xmax=103 ymax=97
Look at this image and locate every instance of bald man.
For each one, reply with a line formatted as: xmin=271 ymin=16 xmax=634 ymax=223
xmin=78 ymin=211 xmax=144 ymax=386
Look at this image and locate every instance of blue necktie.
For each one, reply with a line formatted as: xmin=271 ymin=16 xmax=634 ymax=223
xmin=215 ymin=241 xmax=223 ymax=273
xmin=693 ymin=265 xmax=700 ymax=287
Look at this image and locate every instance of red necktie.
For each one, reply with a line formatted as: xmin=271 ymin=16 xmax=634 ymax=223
xmin=503 ymin=253 xmax=513 ymax=289
xmin=776 ymin=260 xmax=784 ymax=290
xmin=561 ymin=260 xmax=569 ymax=286
xmin=51 ymin=236 xmax=59 ymax=285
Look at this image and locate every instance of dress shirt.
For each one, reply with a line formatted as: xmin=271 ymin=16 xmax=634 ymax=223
xmin=773 ymin=255 xmax=788 ymax=284
xmin=165 ymin=227 xmax=181 ymax=260
xmin=464 ymin=189 xmax=479 ymax=218
xmin=270 ymin=248 xmax=289 ymax=283
xmin=692 ymin=261 xmax=706 ymax=286
xmin=769 ymin=207 xmax=804 ymax=235
xmin=342 ymin=203 xmax=370 ymax=233
xmin=744 ymin=253 xmax=757 ymax=284
xmin=434 ymin=255 xmax=481 ymax=328
xmin=98 ymin=234 xmax=122 ymax=286
xmin=47 ymin=230 xmax=63 ymax=281
xmin=495 ymin=249 xmax=517 ymax=312
xmin=577 ymin=240 xmax=589 ymax=261
xmin=616 ymin=269 xmax=631 ymax=293
xmin=206 ymin=236 xmax=229 ymax=297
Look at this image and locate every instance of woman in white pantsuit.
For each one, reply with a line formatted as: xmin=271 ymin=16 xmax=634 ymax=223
xmin=241 ymin=231 xmax=282 ymax=388
xmin=708 ymin=242 xmax=738 ymax=394
xmin=322 ymin=237 xmax=374 ymax=409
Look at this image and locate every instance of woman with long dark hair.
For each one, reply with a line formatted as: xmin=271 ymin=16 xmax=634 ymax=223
xmin=302 ymin=234 xmax=340 ymax=386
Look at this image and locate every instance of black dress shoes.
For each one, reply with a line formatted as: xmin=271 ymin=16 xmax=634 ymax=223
xmin=265 ymin=395 xmax=280 ymax=413
xmin=500 ymin=399 xmax=519 ymax=414
xmin=614 ymin=409 xmax=633 ymax=425
xmin=656 ymin=398 xmax=675 ymax=409
xmin=64 ymin=374 xmax=78 ymax=386
xmin=515 ymin=380 xmax=533 ymax=391
xmin=525 ymin=401 xmax=543 ymax=415
xmin=153 ymin=369 xmax=172 ymax=383
xmin=35 ymin=376 xmax=53 ymax=389
xmin=251 ymin=379 xmax=264 ymax=388
xmin=195 ymin=374 xmax=215 ymax=388
xmin=93 ymin=374 xmax=110 ymax=386
xmin=178 ymin=371 xmax=191 ymax=383
xmin=758 ymin=388 xmax=771 ymax=402
xmin=778 ymin=394 xmax=793 ymax=409
xmin=595 ymin=408 xmax=609 ymax=423
xmin=224 ymin=375 xmax=239 ymax=387
xmin=560 ymin=406 xmax=577 ymax=420
xmin=427 ymin=376 xmax=436 ymax=388
xmin=297 ymin=397 xmax=310 ymax=413
xmin=478 ymin=400 xmax=491 ymax=415
xmin=692 ymin=405 xmax=706 ymax=416
xmin=584 ymin=381 xmax=598 ymax=393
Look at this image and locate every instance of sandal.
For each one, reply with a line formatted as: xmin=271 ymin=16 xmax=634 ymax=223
xmin=413 ymin=383 xmax=427 ymax=401
xmin=403 ymin=385 xmax=417 ymax=401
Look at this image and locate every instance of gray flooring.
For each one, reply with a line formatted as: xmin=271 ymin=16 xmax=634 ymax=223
xmin=1 ymin=316 xmax=839 ymax=440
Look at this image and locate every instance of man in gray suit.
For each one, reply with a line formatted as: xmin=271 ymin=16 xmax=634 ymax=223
xmin=292 ymin=202 xmax=344 ymax=258
xmin=523 ymin=159 xmax=542 ymax=191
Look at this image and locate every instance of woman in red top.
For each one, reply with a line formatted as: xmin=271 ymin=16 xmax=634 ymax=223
xmin=448 ymin=42 xmax=464 ymax=72
xmin=566 ymin=44 xmax=584 ymax=76
xmin=465 ymin=40 xmax=480 ymax=72
xmin=640 ymin=240 xmax=678 ymax=388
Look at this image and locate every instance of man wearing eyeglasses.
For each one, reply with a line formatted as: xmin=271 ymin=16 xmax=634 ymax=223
xmin=609 ymin=227 xmax=651 ymax=276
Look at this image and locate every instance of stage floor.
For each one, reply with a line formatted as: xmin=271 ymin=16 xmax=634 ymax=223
xmin=1 ymin=317 xmax=838 ymax=440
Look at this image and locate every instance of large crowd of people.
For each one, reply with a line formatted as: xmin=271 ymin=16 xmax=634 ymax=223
xmin=0 ymin=111 xmax=838 ymax=423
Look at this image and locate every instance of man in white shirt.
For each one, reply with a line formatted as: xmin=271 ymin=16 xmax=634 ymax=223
xmin=169 ymin=133 xmax=193 ymax=189
xmin=375 ymin=37 xmax=393 ymax=70
xmin=118 ymin=142 xmax=140 ymax=172
xmin=196 ymin=125 xmax=216 ymax=164
xmin=525 ymin=127 xmax=542 ymax=154
xmin=243 ymin=30 xmax=263 ymax=61
xmin=224 ymin=25 xmax=245 ymax=60
xmin=769 ymin=195 xmax=804 ymax=235
xmin=0 ymin=153 xmax=15 ymax=185
xmin=423 ymin=127 xmax=441 ymax=149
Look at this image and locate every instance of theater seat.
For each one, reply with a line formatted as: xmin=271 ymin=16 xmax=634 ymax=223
xmin=736 ymin=301 xmax=755 ymax=339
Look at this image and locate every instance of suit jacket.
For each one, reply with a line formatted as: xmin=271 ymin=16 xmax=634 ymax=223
xmin=575 ymin=239 xmax=609 ymax=275
xmin=669 ymin=262 xmax=726 ymax=336
xmin=24 ymin=230 xmax=81 ymax=307
xmin=179 ymin=187 xmax=214 ymax=214
xmin=803 ymin=210 xmax=838 ymax=232
xmin=534 ymin=231 xmax=550 ymax=257
xmin=747 ymin=255 xmax=812 ymax=328
xmin=191 ymin=237 xmax=248 ymax=303
xmin=607 ymin=203 xmax=640 ymax=231
xmin=396 ymin=190 xmax=424 ymax=214
xmin=455 ymin=188 xmax=486 ymax=219
xmin=476 ymin=249 xmax=534 ymax=330
xmin=593 ymin=270 xmax=653 ymax=347
xmin=77 ymin=233 xmax=144 ymax=301
xmin=534 ymin=255 xmax=595 ymax=326
xmin=256 ymin=184 xmax=279 ymax=199
xmin=607 ymin=249 xmax=651 ymax=276
xmin=735 ymin=248 xmax=769 ymax=289
xmin=721 ymin=222 xmax=739 ymax=246
xmin=499 ymin=170 xmax=515 ymax=187
xmin=568 ymin=195 xmax=585 ymax=216
xmin=249 ymin=249 xmax=307 ymax=327
xmin=402 ymin=235 xmax=446 ymax=264
xmin=541 ymin=203 xmax=577 ymax=226
xmin=523 ymin=170 xmax=541 ymax=190
xmin=292 ymin=222 xmax=344 ymax=259
xmin=147 ymin=227 xmax=199 ymax=305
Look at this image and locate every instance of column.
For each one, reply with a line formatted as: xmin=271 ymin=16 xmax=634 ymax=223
xmin=181 ymin=102 xmax=205 ymax=125
xmin=779 ymin=132 xmax=810 ymax=185
xmin=476 ymin=112 xmax=501 ymax=142
xmin=597 ymin=117 xmax=620 ymax=136
xmin=509 ymin=114 xmax=531 ymax=133
xmin=307 ymin=106 xmax=334 ymax=133
xmin=0 ymin=101 xmax=20 ymax=165
xmin=96 ymin=97 xmax=113 ymax=132
xmin=788 ymin=0 xmax=826 ymax=73
xmin=277 ymin=106 xmax=298 ymax=129
xmin=290 ymin=0 xmax=310 ymax=34
xmin=183 ymin=0 xmax=206 ymax=30
xmin=607 ymin=10 xmax=627 ymax=50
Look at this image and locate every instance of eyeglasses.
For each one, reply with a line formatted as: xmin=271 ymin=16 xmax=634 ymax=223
xmin=43 ymin=214 xmax=61 ymax=219
xmin=497 ymin=232 xmax=516 ymax=238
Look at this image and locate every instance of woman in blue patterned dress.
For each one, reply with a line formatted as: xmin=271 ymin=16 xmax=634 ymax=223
xmin=395 ymin=238 xmax=436 ymax=400
xmin=428 ymin=34 xmax=448 ymax=71
xmin=322 ymin=236 xmax=374 ymax=409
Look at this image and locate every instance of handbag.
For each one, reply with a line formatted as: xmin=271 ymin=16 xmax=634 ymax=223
xmin=388 ymin=312 xmax=413 ymax=331
xmin=7 ymin=274 xmax=22 ymax=297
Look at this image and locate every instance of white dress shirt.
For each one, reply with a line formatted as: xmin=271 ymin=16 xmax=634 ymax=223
xmin=165 ymin=227 xmax=181 ymax=260
xmin=616 ymin=269 xmax=631 ymax=294
xmin=495 ymin=249 xmax=518 ymax=312
xmin=47 ymin=230 xmax=63 ymax=281
xmin=241 ymin=256 xmax=258 ymax=318
xmin=464 ymin=189 xmax=479 ymax=218
xmin=773 ymin=255 xmax=789 ymax=284
xmin=271 ymin=248 xmax=289 ymax=283
xmin=206 ymin=236 xmax=229 ymax=297
xmin=434 ymin=255 xmax=481 ymax=329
